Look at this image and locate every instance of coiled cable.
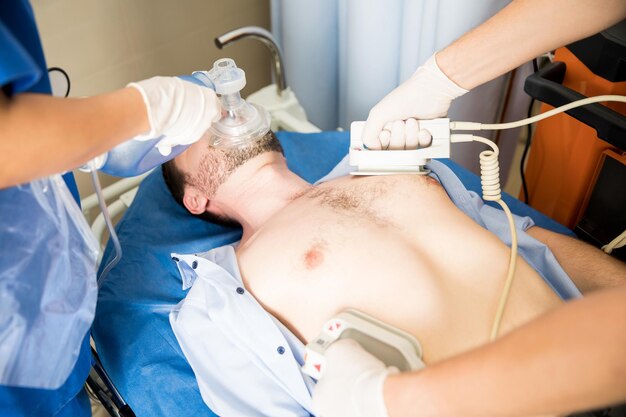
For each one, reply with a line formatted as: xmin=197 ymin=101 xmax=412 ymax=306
xmin=471 ymin=136 xmax=519 ymax=341
xmin=601 ymin=230 xmax=626 ymax=255
xmin=450 ymin=94 xmax=626 ymax=339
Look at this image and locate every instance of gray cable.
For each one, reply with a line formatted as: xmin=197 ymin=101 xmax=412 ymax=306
xmin=90 ymin=169 xmax=122 ymax=287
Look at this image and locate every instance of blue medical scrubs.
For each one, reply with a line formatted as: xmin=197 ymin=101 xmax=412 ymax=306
xmin=0 ymin=1 xmax=92 ymax=416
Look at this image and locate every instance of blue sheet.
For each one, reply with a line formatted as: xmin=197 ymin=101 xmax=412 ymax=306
xmin=92 ymin=131 xmax=572 ymax=417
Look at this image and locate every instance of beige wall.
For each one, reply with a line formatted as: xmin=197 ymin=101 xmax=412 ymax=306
xmin=31 ymin=0 xmax=272 ymax=199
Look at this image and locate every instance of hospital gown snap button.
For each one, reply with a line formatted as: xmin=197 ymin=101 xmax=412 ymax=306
xmin=236 ymin=287 xmax=245 ymax=294
xmin=277 ymin=346 xmax=285 ymax=355
xmin=192 ymin=260 xmax=198 ymax=269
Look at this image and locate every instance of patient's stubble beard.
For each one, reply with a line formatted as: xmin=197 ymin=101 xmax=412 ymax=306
xmin=185 ymin=132 xmax=285 ymax=225
xmin=190 ymin=147 xmax=243 ymax=199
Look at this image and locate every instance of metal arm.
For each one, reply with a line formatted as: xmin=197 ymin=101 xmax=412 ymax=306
xmin=215 ymin=26 xmax=287 ymax=96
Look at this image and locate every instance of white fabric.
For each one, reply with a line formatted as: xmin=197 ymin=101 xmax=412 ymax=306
xmin=170 ymin=246 xmax=315 ymax=417
xmin=313 ymin=339 xmax=397 ymax=417
xmin=128 ymin=76 xmax=221 ymax=155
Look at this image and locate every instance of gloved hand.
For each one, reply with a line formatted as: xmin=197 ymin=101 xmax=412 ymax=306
xmin=362 ymin=54 xmax=468 ymax=150
xmin=312 ymin=339 xmax=398 ymax=417
xmin=128 ymin=76 xmax=222 ymax=156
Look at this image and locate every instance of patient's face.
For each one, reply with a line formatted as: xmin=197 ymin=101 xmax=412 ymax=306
xmin=174 ymin=130 xmax=284 ymax=199
xmin=176 ymin=135 xmax=241 ymax=199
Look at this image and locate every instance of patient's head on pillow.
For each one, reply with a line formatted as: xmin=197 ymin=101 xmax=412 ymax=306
xmin=162 ymin=130 xmax=284 ymax=225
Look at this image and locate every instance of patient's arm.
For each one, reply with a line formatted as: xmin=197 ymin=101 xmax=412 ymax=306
xmin=385 ymin=285 xmax=626 ymax=417
xmin=527 ymin=226 xmax=626 ymax=293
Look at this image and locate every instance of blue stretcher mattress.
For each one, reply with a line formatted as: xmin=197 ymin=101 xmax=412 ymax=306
xmin=92 ymin=131 xmax=572 ymax=416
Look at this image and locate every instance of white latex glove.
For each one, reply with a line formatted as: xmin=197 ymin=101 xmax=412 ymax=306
xmin=128 ymin=76 xmax=222 ymax=156
xmin=312 ymin=339 xmax=398 ymax=417
xmin=362 ymin=54 xmax=468 ymax=150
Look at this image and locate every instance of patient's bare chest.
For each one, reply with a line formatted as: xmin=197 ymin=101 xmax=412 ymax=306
xmin=236 ymin=175 xmax=560 ymax=363
xmin=235 ymin=175 xmax=480 ymax=341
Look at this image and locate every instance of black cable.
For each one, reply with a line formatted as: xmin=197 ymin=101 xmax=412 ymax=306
xmin=47 ymin=67 xmax=71 ymax=97
xmin=520 ymin=58 xmax=539 ymax=204
xmin=520 ymin=97 xmax=535 ymax=204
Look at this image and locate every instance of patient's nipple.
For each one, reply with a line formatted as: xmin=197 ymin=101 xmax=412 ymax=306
xmin=303 ymin=241 xmax=326 ymax=270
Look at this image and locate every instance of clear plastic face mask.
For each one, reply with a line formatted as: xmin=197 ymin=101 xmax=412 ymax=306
xmin=206 ymin=58 xmax=271 ymax=148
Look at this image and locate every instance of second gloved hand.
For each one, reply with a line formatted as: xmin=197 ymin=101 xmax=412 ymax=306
xmin=362 ymin=54 xmax=468 ymax=150
xmin=128 ymin=76 xmax=222 ymax=155
xmin=312 ymin=339 xmax=397 ymax=417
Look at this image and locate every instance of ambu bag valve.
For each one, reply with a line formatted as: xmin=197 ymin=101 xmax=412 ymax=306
xmin=205 ymin=58 xmax=271 ymax=149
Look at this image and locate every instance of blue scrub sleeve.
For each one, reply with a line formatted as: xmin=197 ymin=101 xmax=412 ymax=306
xmin=0 ymin=20 xmax=41 ymax=94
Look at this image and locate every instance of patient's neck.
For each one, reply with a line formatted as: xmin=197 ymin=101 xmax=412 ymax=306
xmin=213 ymin=153 xmax=311 ymax=243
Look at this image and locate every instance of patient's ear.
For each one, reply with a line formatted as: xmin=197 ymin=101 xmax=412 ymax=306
xmin=182 ymin=189 xmax=209 ymax=215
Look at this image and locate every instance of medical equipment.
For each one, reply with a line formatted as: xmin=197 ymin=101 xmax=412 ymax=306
xmin=302 ymin=310 xmax=425 ymax=380
xmin=523 ymin=36 xmax=626 ymax=261
xmin=526 ymin=23 xmax=626 ymax=230
xmin=205 ymin=58 xmax=271 ymax=148
xmin=349 ymin=118 xmax=450 ymax=175
xmin=85 ymin=57 xmax=267 ymax=178
xmin=349 ymin=95 xmax=626 ymax=177
xmin=215 ymin=26 xmax=320 ymax=134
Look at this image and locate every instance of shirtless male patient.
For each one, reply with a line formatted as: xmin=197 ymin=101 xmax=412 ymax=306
xmin=162 ymin=130 xmax=626 ymax=367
